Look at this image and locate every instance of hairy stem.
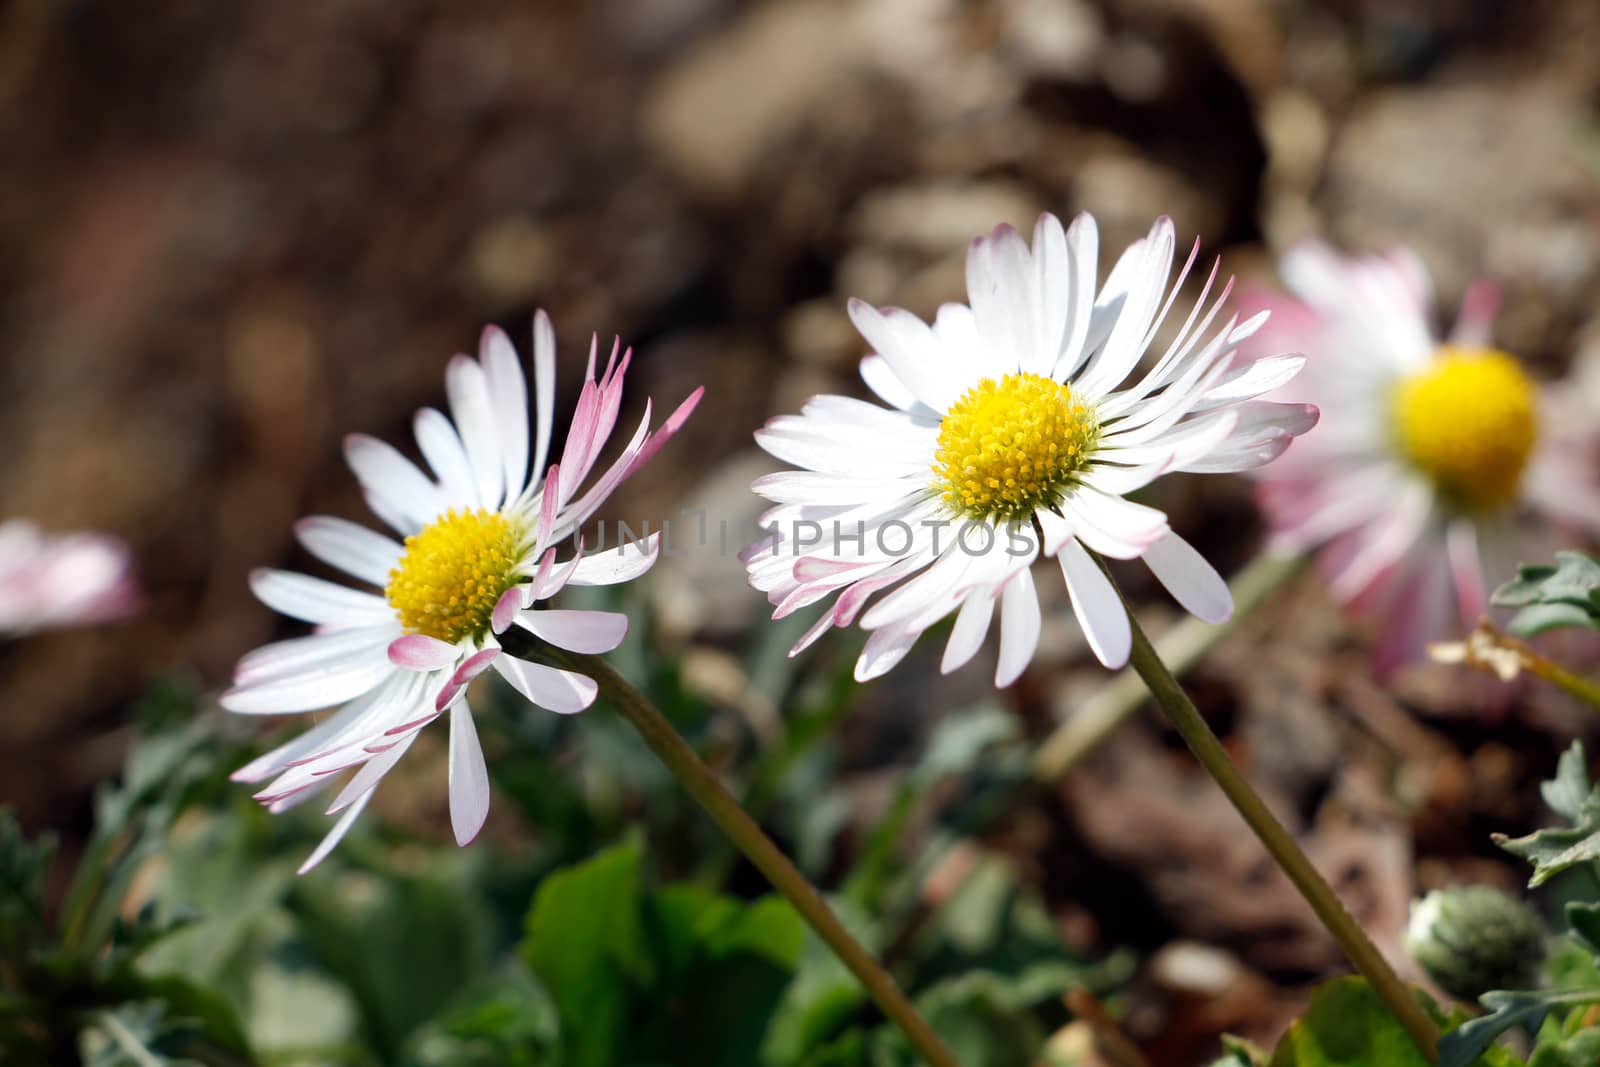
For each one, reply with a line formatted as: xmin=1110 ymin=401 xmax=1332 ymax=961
xmin=524 ymin=642 xmax=963 ymax=1067
xmin=1034 ymin=552 xmax=1305 ymax=782
xmin=1098 ymin=557 xmax=1440 ymax=1061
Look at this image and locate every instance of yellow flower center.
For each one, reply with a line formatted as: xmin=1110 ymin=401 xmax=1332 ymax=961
xmin=1392 ymin=347 xmax=1538 ymax=512
xmin=934 ymin=371 xmax=1099 ymax=521
xmin=385 ymin=508 xmax=526 ymax=643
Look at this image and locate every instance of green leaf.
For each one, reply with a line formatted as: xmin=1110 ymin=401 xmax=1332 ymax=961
xmin=762 ymin=898 xmax=880 ymax=1067
xmin=1494 ymin=743 xmax=1600 ymax=887
xmin=1269 ymin=977 xmax=1434 ymax=1067
xmin=1566 ymin=902 xmax=1600 ymax=959
xmin=522 ymin=839 xmax=651 ymax=1067
xmin=891 ymin=971 xmax=1051 ymax=1067
xmin=294 ymin=865 xmax=491 ymax=1063
xmin=1507 ymin=604 xmax=1598 ymax=637
xmin=0 ymin=810 xmax=54 ymax=958
xmin=1542 ymin=744 xmax=1591 ymax=824
xmin=1438 ymin=989 xmax=1600 ymax=1067
xmin=1493 ymin=553 xmax=1600 ymax=636
xmin=137 ymin=975 xmax=255 ymax=1058
xmin=1529 ymin=1025 xmax=1600 ymax=1067
xmin=628 ymin=886 xmax=803 ymax=1067
xmin=399 ymin=970 xmax=558 ymax=1067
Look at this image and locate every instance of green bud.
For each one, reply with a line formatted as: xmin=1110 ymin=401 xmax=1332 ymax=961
xmin=1405 ymin=885 xmax=1547 ymax=1001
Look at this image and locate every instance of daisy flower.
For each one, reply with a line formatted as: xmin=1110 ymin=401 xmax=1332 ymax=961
xmin=224 ymin=313 xmax=700 ymax=872
xmin=1245 ymin=243 xmax=1600 ymax=671
xmin=745 ymin=213 xmax=1317 ymax=685
xmin=0 ymin=520 xmax=139 ymax=634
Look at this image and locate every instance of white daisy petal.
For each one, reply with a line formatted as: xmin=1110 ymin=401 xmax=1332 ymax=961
xmin=297 ymin=791 xmax=373 ymax=875
xmin=847 ymin=299 xmax=963 ymax=412
xmin=481 ymin=325 xmax=530 ymax=502
xmin=249 ymin=569 xmax=393 ymax=627
xmin=414 ymin=407 xmax=479 ymax=508
xmin=854 ymin=623 xmax=920 ymax=682
xmin=941 ymin=591 xmax=995 ymax=674
xmin=327 ymin=732 xmax=416 ymax=814
xmin=995 ymin=567 xmax=1041 ymax=687
xmin=448 ymin=704 xmax=491 ymax=845
xmin=517 ymin=609 xmax=629 ymax=654
xmin=445 ymin=354 xmax=505 ymax=510
xmin=1058 ymin=538 xmax=1132 ymax=668
xmin=1143 ymin=532 xmax=1232 ymax=623
xmin=860 ymin=353 xmax=921 ymax=412
xmin=222 ymin=649 xmax=393 ymax=714
xmin=295 ymin=517 xmax=403 ymax=588
xmin=234 ymin=625 xmax=396 ymax=687
xmin=344 ymin=434 xmax=443 ymax=530
xmin=493 ymin=655 xmax=599 ymax=714
xmin=530 ymin=310 xmax=558 ymax=483
xmin=565 ymin=535 xmax=661 ymax=586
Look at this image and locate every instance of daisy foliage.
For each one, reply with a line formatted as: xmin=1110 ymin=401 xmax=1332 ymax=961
xmin=745 ymin=213 xmax=1317 ymax=685
xmin=223 ymin=313 xmax=700 ymax=871
xmin=1244 ymin=243 xmax=1600 ymax=670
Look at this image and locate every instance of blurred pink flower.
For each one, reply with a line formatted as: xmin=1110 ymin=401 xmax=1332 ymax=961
xmin=1243 ymin=243 xmax=1600 ymax=671
xmin=0 ymin=520 xmax=140 ymax=635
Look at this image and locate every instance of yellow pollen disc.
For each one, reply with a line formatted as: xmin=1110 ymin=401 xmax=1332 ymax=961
xmin=934 ymin=371 xmax=1099 ymax=521
xmin=1392 ymin=346 xmax=1538 ymax=512
xmin=385 ymin=508 xmax=526 ymax=644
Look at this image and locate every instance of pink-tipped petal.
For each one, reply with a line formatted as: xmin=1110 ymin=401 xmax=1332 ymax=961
xmin=492 ymin=586 xmax=524 ymax=634
xmin=297 ymin=791 xmax=373 ymax=875
xmin=388 ymin=634 xmax=459 ymax=671
xmin=436 ymin=647 xmax=500 ymax=711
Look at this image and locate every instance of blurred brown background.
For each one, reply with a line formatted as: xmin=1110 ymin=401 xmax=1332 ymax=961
xmin=4 ymin=0 xmax=1600 ymax=859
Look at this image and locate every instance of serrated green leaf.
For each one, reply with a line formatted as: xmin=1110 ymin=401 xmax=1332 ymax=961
xmin=1542 ymin=745 xmax=1591 ymax=823
xmin=522 ymin=839 xmax=650 ymax=1067
xmin=1439 ymin=989 xmax=1600 ymax=1067
xmin=1496 ymin=825 xmax=1600 ymax=888
xmin=1495 ymin=743 xmax=1600 ymax=887
xmin=1494 ymin=553 xmax=1600 ymax=635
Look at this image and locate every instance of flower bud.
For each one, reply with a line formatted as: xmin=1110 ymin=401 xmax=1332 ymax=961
xmin=1406 ymin=885 xmax=1546 ymax=1001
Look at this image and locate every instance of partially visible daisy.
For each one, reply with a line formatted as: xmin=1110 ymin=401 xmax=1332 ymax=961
xmin=745 ymin=213 xmax=1317 ymax=684
xmin=225 ymin=313 xmax=700 ymax=871
xmin=0 ymin=520 xmax=139 ymax=634
xmin=1244 ymin=243 xmax=1600 ymax=670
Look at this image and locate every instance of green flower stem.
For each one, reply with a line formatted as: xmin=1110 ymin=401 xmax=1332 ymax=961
xmin=527 ymin=644 xmax=963 ymax=1067
xmin=1472 ymin=619 xmax=1600 ymax=711
xmin=1033 ymin=552 xmax=1306 ymax=783
xmin=1097 ymin=557 xmax=1441 ymax=1062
